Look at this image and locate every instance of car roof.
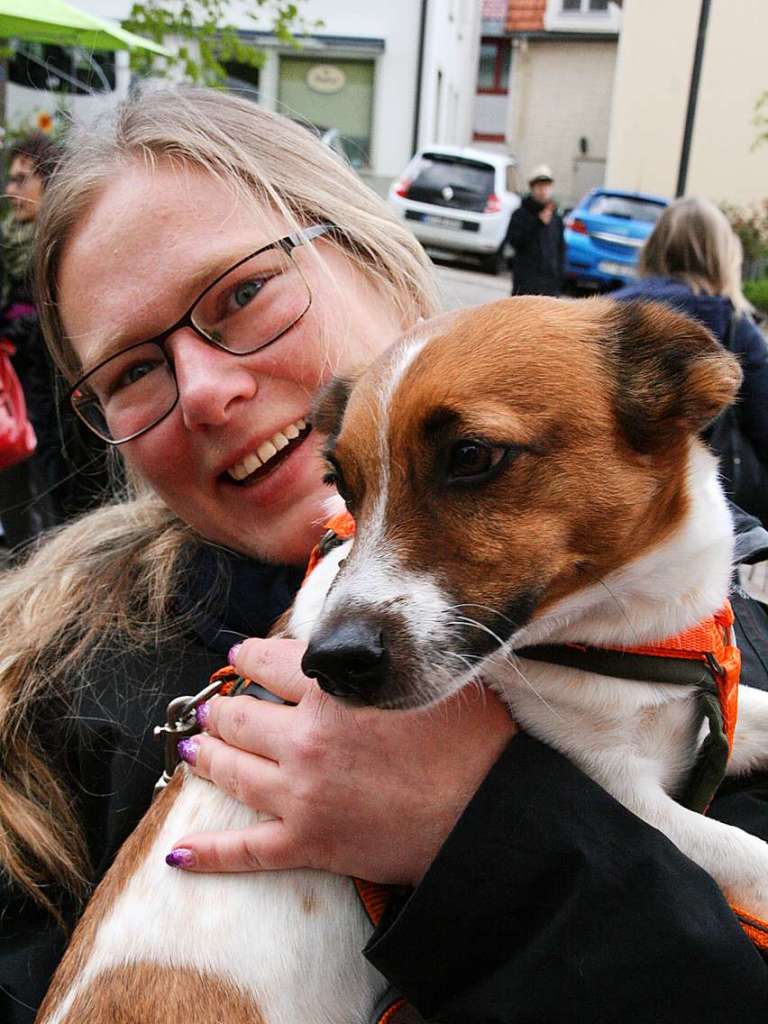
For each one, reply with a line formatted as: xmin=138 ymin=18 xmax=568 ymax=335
xmin=580 ymin=187 xmax=669 ymax=205
xmin=415 ymin=144 xmax=517 ymax=168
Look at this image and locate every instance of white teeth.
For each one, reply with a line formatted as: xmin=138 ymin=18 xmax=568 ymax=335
xmin=226 ymin=416 xmax=308 ymax=481
xmin=257 ymin=440 xmax=278 ymax=463
xmin=242 ymin=453 xmax=262 ymax=475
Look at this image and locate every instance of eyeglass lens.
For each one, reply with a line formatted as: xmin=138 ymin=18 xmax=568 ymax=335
xmin=72 ymin=244 xmax=311 ymax=442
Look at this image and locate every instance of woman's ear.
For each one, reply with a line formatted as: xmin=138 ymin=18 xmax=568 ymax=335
xmin=607 ymin=300 xmax=742 ymax=454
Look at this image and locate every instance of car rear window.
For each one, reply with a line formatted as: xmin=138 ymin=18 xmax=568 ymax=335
xmin=588 ymin=194 xmax=666 ymax=223
xmin=407 ymin=154 xmax=496 ymax=212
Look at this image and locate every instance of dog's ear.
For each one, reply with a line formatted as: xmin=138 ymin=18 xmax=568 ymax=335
xmin=311 ymin=375 xmax=354 ymax=441
xmin=608 ymin=300 xmax=742 ymax=454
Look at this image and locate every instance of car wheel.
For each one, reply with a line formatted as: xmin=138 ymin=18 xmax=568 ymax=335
xmin=481 ymin=247 xmax=505 ymax=275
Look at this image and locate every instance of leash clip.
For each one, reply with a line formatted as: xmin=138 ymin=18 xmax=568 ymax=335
xmin=152 ymin=677 xmax=232 ymax=795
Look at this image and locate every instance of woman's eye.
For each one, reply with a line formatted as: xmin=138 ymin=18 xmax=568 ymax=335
xmin=111 ymin=360 xmax=160 ymax=394
xmin=447 ymin=440 xmax=508 ymax=481
xmin=230 ymin=277 xmax=265 ymax=311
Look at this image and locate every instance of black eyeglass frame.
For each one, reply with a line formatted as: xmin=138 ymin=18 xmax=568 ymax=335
xmin=68 ymin=222 xmax=334 ymax=445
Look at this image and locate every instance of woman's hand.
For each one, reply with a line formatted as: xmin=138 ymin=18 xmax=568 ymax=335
xmin=168 ymin=637 xmax=517 ymax=885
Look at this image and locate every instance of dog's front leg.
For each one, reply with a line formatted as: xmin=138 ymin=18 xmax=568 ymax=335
xmin=729 ymin=685 xmax=768 ymax=777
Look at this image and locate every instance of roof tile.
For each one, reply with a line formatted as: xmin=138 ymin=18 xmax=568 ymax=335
xmin=505 ymin=0 xmax=546 ymax=32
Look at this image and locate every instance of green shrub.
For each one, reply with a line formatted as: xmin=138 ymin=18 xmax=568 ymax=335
xmin=721 ymin=200 xmax=768 ymax=278
xmin=744 ymin=276 xmax=768 ymax=313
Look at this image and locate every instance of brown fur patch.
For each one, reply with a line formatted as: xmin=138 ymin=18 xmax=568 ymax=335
xmin=332 ymin=296 xmax=740 ymax=647
xmin=53 ymin=962 xmax=265 ymax=1023
xmin=37 ymin=775 xmax=183 ymax=1022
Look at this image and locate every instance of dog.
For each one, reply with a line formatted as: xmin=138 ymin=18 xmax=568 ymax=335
xmin=38 ymin=296 xmax=768 ymax=1023
xmin=300 ymin=296 xmax=768 ymax=925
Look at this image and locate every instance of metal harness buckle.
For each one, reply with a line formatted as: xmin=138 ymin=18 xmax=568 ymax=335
xmin=152 ymin=676 xmax=233 ymax=795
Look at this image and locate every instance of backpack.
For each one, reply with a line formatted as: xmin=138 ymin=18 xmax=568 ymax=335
xmin=705 ymin=313 xmax=768 ymax=528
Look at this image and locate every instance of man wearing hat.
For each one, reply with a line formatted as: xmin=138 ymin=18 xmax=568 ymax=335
xmin=506 ymin=164 xmax=565 ymax=296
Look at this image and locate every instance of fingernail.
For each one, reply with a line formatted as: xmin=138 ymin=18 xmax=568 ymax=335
xmin=195 ymin=701 xmax=210 ymax=729
xmin=166 ymin=848 xmax=195 ymax=869
xmin=177 ymin=737 xmax=199 ymax=766
xmin=228 ymin=642 xmax=242 ymax=666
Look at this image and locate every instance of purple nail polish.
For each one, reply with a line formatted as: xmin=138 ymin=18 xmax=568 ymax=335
xmin=195 ymin=701 xmax=210 ymax=729
xmin=228 ymin=642 xmax=242 ymax=666
xmin=177 ymin=737 xmax=198 ymax=766
xmin=166 ymin=848 xmax=195 ymax=869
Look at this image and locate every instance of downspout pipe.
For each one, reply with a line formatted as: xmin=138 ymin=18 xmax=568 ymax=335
xmin=676 ymin=0 xmax=711 ymax=197
xmin=412 ymin=0 xmax=429 ymax=157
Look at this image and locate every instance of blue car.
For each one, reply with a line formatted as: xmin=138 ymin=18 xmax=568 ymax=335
xmin=564 ymin=188 xmax=669 ymax=291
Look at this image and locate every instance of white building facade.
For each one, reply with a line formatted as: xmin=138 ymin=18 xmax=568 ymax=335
xmin=12 ymin=0 xmax=483 ymax=186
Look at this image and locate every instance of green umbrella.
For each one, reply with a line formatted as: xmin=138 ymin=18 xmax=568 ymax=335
xmin=0 ymin=0 xmax=172 ymax=55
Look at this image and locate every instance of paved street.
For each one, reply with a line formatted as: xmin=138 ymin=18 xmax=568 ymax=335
xmin=433 ymin=260 xmax=511 ymax=312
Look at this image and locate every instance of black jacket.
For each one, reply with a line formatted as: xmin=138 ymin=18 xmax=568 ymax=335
xmin=3 ymin=529 xmax=768 ymax=1024
xmin=506 ymin=195 xmax=565 ymax=296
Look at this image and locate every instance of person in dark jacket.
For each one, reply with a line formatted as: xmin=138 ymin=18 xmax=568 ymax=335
xmin=3 ymin=92 xmax=768 ymax=1024
xmin=613 ymin=196 xmax=768 ymax=526
xmin=506 ymin=163 xmax=565 ymax=296
xmin=0 ymin=133 xmax=112 ymax=550
xmin=0 ymin=132 xmax=62 ymax=546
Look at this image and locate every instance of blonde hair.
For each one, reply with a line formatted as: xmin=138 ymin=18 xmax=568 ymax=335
xmin=639 ymin=196 xmax=752 ymax=315
xmin=3 ymin=87 xmax=440 ymax=922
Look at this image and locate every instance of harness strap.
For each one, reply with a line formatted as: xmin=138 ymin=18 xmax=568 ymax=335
xmin=515 ymin=602 xmax=740 ymax=815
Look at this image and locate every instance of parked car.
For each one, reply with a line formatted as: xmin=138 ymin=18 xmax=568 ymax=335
xmin=563 ymin=188 xmax=669 ymax=291
xmin=388 ymin=145 xmax=521 ymax=273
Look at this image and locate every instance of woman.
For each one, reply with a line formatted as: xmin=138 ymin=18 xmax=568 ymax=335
xmin=613 ymin=197 xmax=768 ymax=526
xmin=1 ymin=90 xmax=767 ymax=1024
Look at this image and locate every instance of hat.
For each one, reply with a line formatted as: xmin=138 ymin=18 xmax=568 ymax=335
xmin=528 ymin=164 xmax=554 ymax=185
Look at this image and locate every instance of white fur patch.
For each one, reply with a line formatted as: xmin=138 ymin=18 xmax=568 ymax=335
xmin=46 ymin=775 xmax=384 ymax=1024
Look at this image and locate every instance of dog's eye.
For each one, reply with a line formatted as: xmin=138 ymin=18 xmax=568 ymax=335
xmin=447 ymin=440 xmax=508 ymax=481
xmin=323 ymin=464 xmax=354 ymax=506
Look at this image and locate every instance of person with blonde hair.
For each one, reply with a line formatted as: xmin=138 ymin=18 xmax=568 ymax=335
xmin=2 ymin=90 xmax=768 ymax=1024
xmin=614 ymin=196 xmax=768 ymax=524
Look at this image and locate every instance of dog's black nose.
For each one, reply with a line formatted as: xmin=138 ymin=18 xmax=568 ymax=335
xmin=302 ymin=620 xmax=387 ymax=702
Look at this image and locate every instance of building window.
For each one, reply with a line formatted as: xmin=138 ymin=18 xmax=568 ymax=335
xmin=561 ymin=0 xmax=608 ymax=11
xmin=278 ymin=56 xmax=374 ymax=168
xmin=9 ymin=42 xmax=116 ymax=94
xmin=477 ymin=38 xmax=511 ymax=94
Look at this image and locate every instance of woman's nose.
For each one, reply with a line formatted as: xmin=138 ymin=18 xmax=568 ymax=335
xmin=169 ymin=328 xmax=258 ymax=429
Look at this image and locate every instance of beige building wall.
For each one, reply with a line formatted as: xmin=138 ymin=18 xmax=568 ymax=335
xmin=507 ymin=38 xmax=617 ymax=207
xmin=606 ymin=0 xmax=768 ymax=206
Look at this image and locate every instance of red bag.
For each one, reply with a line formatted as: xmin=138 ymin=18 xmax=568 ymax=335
xmin=0 ymin=339 xmax=36 ymax=471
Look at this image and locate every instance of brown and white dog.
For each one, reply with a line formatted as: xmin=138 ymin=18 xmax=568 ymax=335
xmin=301 ymin=296 xmax=768 ymax=922
xmin=38 ymin=297 xmax=768 ymax=1023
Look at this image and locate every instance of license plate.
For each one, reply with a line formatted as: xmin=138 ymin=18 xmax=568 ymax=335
xmin=422 ymin=214 xmax=463 ymax=230
xmin=598 ymin=260 xmax=636 ymax=278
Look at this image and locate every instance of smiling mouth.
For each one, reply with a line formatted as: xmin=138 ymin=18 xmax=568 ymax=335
xmin=223 ymin=417 xmax=312 ymax=487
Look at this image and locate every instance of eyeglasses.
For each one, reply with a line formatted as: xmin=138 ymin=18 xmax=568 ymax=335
xmin=6 ymin=173 xmax=33 ymax=188
xmin=68 ymin=223 xmax=333 ymax=444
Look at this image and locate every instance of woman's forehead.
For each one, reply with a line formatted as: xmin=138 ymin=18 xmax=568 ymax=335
xmin=58 ymin=162 xmax=288 ymax=365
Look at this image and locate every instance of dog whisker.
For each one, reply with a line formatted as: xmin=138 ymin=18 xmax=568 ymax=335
xmin=447 ymin=614 xmax=561 ymax=719
xmin=576 ymin=565 xmax=640 ymax=643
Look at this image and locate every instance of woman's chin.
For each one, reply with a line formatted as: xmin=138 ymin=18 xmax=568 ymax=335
xmin=214 ymin=490 xmax=332 ymax=566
